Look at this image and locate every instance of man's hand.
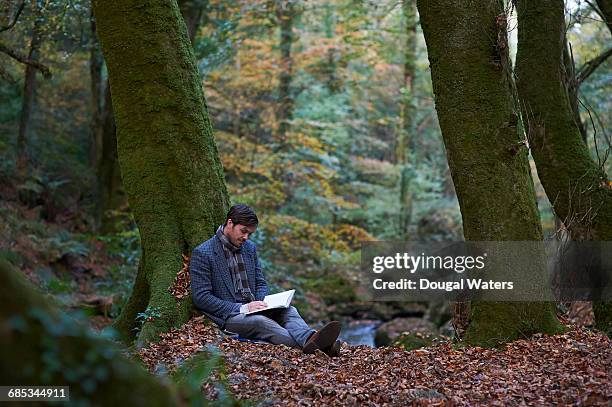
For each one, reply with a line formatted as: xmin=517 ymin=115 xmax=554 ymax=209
xmin=247 ymin=301 xmax=268 ymax=312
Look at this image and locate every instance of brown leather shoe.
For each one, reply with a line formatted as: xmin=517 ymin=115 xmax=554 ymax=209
xmin=323 ymin=340 xmax=341 ymax=357
xmin=303 ymin=321 xmax=341 ymax=354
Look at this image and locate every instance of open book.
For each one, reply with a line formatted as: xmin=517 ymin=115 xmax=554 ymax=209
xmin=239 ymin=289 xmax=295 ymax=315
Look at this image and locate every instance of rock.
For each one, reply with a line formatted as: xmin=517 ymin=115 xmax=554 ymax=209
xmin=374 ymin=317 xmax=438 ymax=347
xmin=439 ymin=319 xmax=455 ymax=338
xmin=74 ymin=294 xmax=114 ymax=316
xmin=424 ymin=300 xmax=452 ymax=326
xmin=416 ymin=208 xmax=462 ymax=241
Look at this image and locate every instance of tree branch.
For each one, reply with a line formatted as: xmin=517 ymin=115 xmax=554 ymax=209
xmin=0 ymin=42 xmax=51 ymax=78
xmin=576 ymin=47 xmax=612 ymax=86
xmin=0 ymin=0 xmax=25 ymax=33
xmin=0 ymin=64 xmax=16 ymax=83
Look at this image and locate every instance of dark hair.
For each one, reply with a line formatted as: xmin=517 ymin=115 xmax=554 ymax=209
xmin=224 ymin=204 xmax=258 ymax=227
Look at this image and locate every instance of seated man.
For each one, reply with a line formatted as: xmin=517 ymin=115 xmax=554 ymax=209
xmin=189 ymin=204 xmax=342 ymax=357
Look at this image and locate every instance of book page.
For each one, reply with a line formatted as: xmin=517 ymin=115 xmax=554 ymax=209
xmin=240 ymin=289 xmax=295 ymax=314
xmin=263 ymin=289 xmax=295 ymax=308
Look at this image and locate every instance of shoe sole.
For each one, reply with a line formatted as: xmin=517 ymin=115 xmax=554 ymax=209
xmin=303 ymin=321 xmax=341 ymax=354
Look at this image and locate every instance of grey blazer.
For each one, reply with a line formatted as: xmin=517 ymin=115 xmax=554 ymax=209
xmin=189 ymin=236 xmax=269 ymax=328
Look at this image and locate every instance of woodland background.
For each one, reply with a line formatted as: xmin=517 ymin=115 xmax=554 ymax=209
xmin=0 ymin=0 xmax=611 ymax=404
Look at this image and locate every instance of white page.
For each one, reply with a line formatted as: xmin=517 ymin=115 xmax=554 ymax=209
xmin=263 ymin=289 xmax=295 ymax=308
xmin=240 ymin=289 xmax=295 ymax=314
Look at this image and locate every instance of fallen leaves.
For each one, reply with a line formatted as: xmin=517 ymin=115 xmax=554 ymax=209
xmin=168 ymin=253 xmax=191 ymax=300
xmin=139 ymin=318 xmax=612 ymax=406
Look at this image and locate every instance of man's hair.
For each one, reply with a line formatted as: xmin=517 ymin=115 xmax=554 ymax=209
xmin=224 ymin=204 xmax=258 ymax=227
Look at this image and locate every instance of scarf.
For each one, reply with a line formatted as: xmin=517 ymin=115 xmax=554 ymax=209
xmin=216 ymin=225 xmax=255 ymax=303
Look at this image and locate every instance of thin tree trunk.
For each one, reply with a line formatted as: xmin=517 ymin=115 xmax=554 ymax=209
xmin=178 ymin=0 xmax=207 ymax=44
xmin=90 ymin=5 xmax=104 ymax=169
xmin=93 ymin=0 xmax=230 ymax=346
xmin=417 ymin=0 xmax=562 ymax=347
xmin=515 ymin=0 xmax=612 ymax=336
xmin=97 ymin=81 xmax=126 ymax=234
xmin=275 ymin=0 xmax=295 ymax=147
xmin=16 ymin=3 xmax=43 ymax=169
xmin=396 ymin=0 xmax=417 ymax=240
xmin=90 ymin=5 xmax=106 ymax=230
xmin=323 ymin=3 xmax=340 ymax=94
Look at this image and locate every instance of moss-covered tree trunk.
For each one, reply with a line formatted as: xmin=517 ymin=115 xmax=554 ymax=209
xmin=396 ymin=0 xmax=417 ymax=240
xmin=417 ymin=0 xmax=562 ymax=347
xmin=92 ymin=0 xmax=230 ymax=346
xmin=515 ymin=0 xmax=612 ymax=336
xmin=0 ymin=260 xmax=182 ymax=405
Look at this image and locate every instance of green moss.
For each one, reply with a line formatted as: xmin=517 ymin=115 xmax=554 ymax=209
xmin=515 ymin=0 xmax=612 ymax=338
xmin=464 ymin=302 xmax=564 ymax=348
xmin=417 ymin=0 xmax=562 ymax=346
xmin=516 ymin=0 xmax=612 ymax=241
xmin=93 ymin=0 xmax=231 ymax=347
xmin=0 ymin=259 xmax=182 ymax=405
xmin=392 ymin=331 xmax=441 ymax=351
xmin=593 ymin=301 xmax=612 ymax=337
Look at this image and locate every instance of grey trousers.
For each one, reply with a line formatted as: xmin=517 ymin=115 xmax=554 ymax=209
xmin=224 ymin=306 xmax=316 ymax=348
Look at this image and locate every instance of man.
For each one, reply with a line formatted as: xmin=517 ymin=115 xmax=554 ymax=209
xmin=190 ymin=204 xmax=342 ymax=357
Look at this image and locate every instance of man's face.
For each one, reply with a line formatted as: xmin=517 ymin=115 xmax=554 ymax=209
xmin=224 ymin=219 xmax=257 ymax=247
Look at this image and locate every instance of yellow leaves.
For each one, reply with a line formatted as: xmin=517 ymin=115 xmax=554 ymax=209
xmin=291 ymin=132 xmax=325 ymax=155
xmin=260 ymin=214 xmax=354 ymax=259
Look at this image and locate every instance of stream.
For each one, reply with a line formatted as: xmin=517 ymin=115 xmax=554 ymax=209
xmin=338 ymin=320 xmax=380 ymax=347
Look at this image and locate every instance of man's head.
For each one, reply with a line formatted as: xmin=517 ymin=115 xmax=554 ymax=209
xmin=223 ymin=204 xmax=258 ymax=247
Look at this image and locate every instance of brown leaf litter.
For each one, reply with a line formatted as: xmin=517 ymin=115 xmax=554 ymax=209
xmin=139 ymin=317 xmax=612 ymax=406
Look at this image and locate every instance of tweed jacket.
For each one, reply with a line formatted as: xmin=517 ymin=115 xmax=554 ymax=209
xmin=189 ymin=235 xmax=269 ymax=328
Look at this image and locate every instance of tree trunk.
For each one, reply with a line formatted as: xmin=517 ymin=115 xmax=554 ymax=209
xmin=595 ymin=0 xmax=612 ymax=33
xmin=275 ymin=0 xmax=295 ymax=147
xmin=417 ymin=0 xmax=562 ymax=347
xmin=396 ymin=0 xmax=417 ymax=240
xmin=515 ymin=0 xmax=612 ymax=336
xmin=323 ymin=3 xmax=340 ymax=94
xmin=97 ymin=81 xmax=126 ymax=234
xmin=178 ymin=0 xmax=207 ymax=44
xmin=90 ymin=6 xmax=104 ymax=170
xmin=16 ymin=2 xmax=43 ymax=169
xmin=0 ymin=260 xmax=181 ymax=405
xmin=562 ymin=43 xmax=588 ymax=143
xmin=92 ymin=0 xmax=230 ymax=346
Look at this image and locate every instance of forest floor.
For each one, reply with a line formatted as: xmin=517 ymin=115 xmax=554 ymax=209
xmin=139 ymin=316 xmax=612 ymax=406
xmin=2 ymin=189 xmax=611 ymax=406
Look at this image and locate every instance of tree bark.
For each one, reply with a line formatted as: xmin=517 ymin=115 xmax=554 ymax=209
xmin=396 ymin=0 xmax=417 ymax=240
xmin=177 ymin=0 xmax=207 ymax=44
xmin=97 ymin=81 xmax=126 ymax=234
xmin=515 ymin=0 xmax=612 ymax=336
xmin=0 ymin=260 xmax=182 ymax=405
xmin=275 ymin=0 xmax=295 ymax=147
xmin=595 ymin=0 xmax=612 ymax=33
xmin=417 ymin=0 xmax=562 ymax=347
xmin=562 ymin=43 xmax=588 ymax=143
xmin=92 ymin=0 xmax=230 ymax=346
xmin=323 ymin=3 xmax=340 ymax=94
xmin=16 ymin=2 xmax=44 ymax=170
xmin=90 ymin=6 xmax=104 ymax=170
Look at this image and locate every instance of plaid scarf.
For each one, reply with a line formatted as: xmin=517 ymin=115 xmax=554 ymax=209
xmin=216 ymin=225 xmax=255 ymax=303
